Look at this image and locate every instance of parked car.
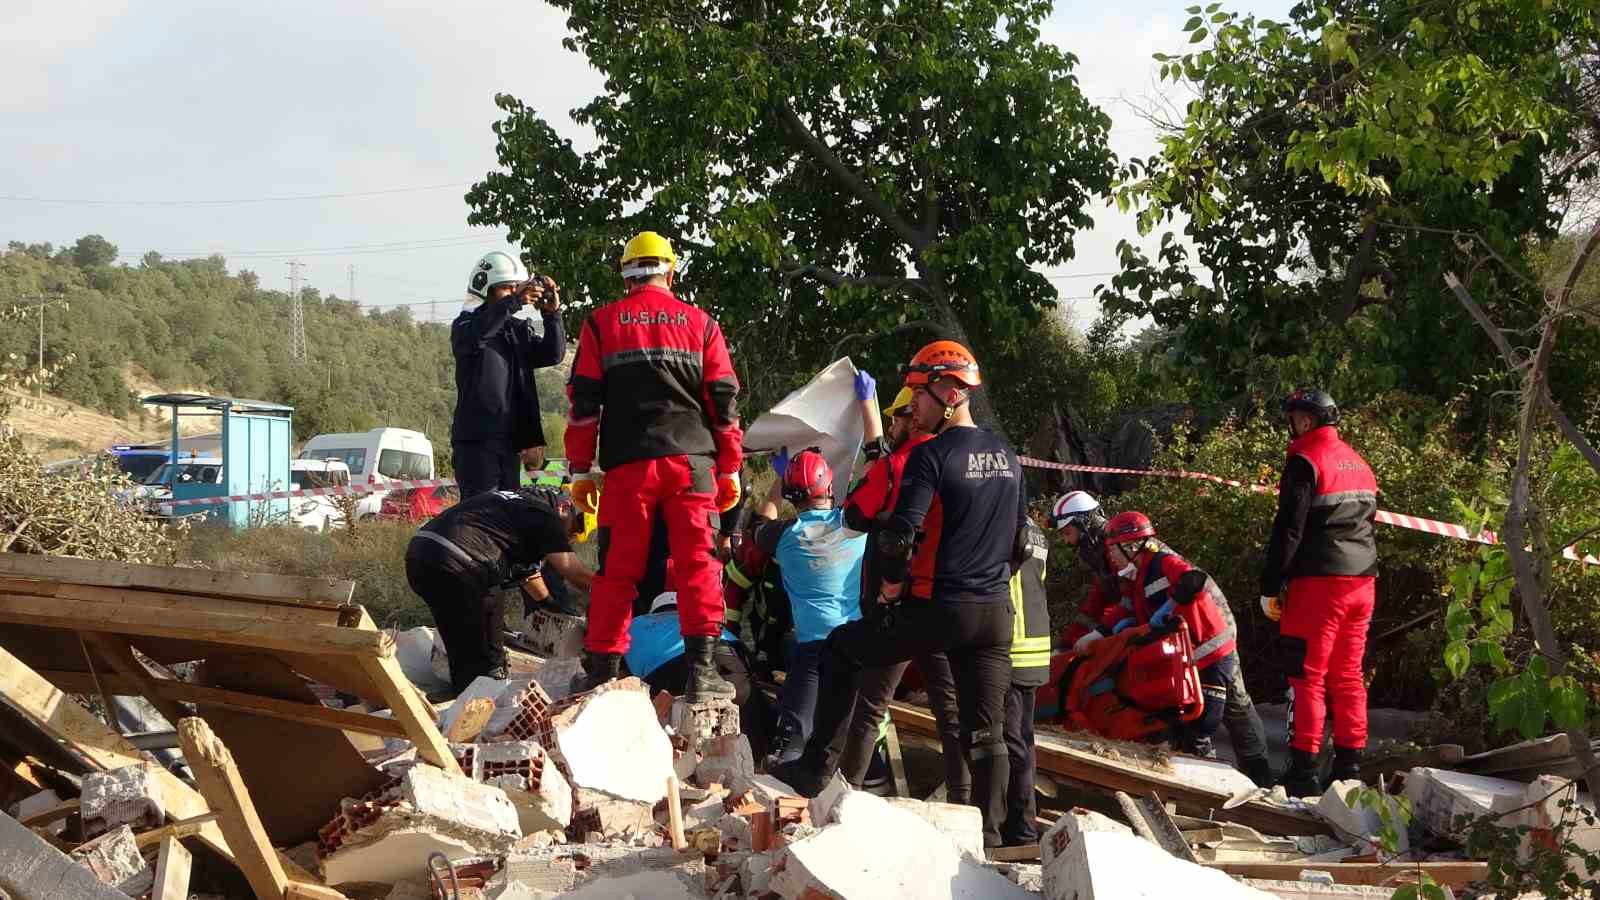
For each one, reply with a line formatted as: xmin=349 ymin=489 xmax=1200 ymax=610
xmin=288 ymin=459 xmax=351 ymax=532
xmin=298 ymin=427 xmax=435 ymax=520
xmin=130 ymin=456 xmax=224 ymax=516
xmin=108 ymin=446 xmax=190 ymax=483
xmin=377 ymin=484 xmax=459 ymax=523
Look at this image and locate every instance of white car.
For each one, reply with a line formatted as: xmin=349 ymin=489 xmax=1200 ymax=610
xmin=289 ymin=459 xmax=351 ymax=532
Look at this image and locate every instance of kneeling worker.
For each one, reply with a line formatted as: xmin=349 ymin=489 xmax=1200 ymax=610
xmin=405 ymin=487 xmax=594 ymax=694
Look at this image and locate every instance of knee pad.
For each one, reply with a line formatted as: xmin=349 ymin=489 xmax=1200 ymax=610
xmin=967 ymin=726 xmax=1006 ymax=760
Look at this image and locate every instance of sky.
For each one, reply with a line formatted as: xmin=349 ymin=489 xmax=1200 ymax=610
xmin=1 ymin=0 xmax=1290 ymax=330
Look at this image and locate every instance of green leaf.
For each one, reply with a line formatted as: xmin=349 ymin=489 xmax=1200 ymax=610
xmin=1443 ymin=641 xmax=1470 ymax=679
xmin=1184 ymin=16 xmax=1202 ymax=31
xmin=1550 ymin=676 xmax=1587 ymax=731
xmin=1190 ymin=27 xmax=1209 ymax=43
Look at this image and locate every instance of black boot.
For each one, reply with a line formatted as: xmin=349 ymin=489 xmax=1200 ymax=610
xmin=1240 ymin=755 xmax=1275 ymax=788
xmin=1281 ymin=748 xmax=1323 ymax=798
xmin=571 ymin=650 xmax=624 ymax=694
xmin=1331 ymin=746 xmax=1364 ymax=783
xmin=770 ymin=745 xmax=833 ymax=798
xmin=684 ymin=635 xmax=737 ymax=703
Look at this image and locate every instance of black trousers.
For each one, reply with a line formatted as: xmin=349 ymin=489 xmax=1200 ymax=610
xmin=837 ymin=654 xmax=969 ymax=803
xmin=453 ymin=439 xmax=521 ymax=497
xmin=803 ymin=598 xmax=1013 ymax=847
xmin=1002 ymin=683 xmax=1039 ymax=845
xmin=405 ymin=545 xmax=503 ymax=695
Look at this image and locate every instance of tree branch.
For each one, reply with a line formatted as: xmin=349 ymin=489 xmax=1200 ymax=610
xmin=829 ymin=319 xmax=945 ymax=362
xmin=783 ymin=264 xmax=931 ymax=297
xmin=1333 ymin=201 xmax=1380 ymax=323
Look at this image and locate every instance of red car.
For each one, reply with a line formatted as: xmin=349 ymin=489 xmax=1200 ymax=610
xmin=377 ymin=485 xmax=459 ymax=523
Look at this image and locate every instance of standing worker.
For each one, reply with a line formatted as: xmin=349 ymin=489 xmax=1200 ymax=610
xmin=404 ymin=487 xmax=594 ymax=694
xmin=1001 ymin=516 xmax=1051 ymax=848
xmin=566 ymin=231 xmax=744 ymax=703
xmin=774 ymin=340 xmax=1024 ymax=850
xmin=1259 ymin=388 xmax=1378 ymax=796
xmin=451 ymin=252 xmax=567 ymax=496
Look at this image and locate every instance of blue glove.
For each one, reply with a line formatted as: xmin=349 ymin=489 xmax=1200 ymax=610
xmin=1112 ymin=617 xmax=1137 ymax=634
xmin=1149 ymin=600 xmax=1178 ymax=632
xmin=853 ymin=369 xmax=876 ymax=402
xmin=772 ymin=446 xmax=790 ymax=479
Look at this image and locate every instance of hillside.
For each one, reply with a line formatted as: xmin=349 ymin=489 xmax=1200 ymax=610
xmin=2 ymin=237 xmax=568 ymax=469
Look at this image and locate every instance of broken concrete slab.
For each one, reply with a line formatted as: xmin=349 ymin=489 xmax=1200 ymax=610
xmin=770 ymin=789 xmax=1033 ymax=900
xmin=807 ymin=771 xmax=851 ymax=827
xmin=885 ymin=797 xmax=985 ymax=860
xmin=741 ymin=850 xmax=775 ymax=896
xmin=549 ymin=679 xmax=674 ymax=805
xmin=1404 ymin=767 xmax=1526 ymax=835
xmin=485 ymin=845 xmax=707 ymax=897
xmin=1041 ymin=808 xmax=1133 ymax=896
xmin=400 ymin=764 xmax=522 ymax=838
xmin=1242 ymin=879 xmax=1448 ymax=900
xmin=0 ymin=811 xmax=130 ymax=900
xmin=558 ymin=869 xmax=705 ymax=899
xmin=531 ymin=657 xmax=583 ymax=704
xmin=1489 ymin=773 xmax=1600 ymax=878
xmin=1315 ymin=780 xmax=1409 ymax=856
xmin=80 ymin=764 xmax=165 ymax=838
xmin=73 ymin=824 xmax=154 ymax=897
xmin=394 ymin=626 xmax=446 ymax=690
xmin=669 ymin=698 xmax=741 ymax=744
xmin=1047 ymin=831 xmax=1279 ymax=900
xmin=476 ymin=741 xmax=573 ymax=833
xmin=694 ymin=734 xmax=754 ymax=796
xmin=571 ymin=788 xmax=656 ymax=841
xmin=523 ymin=609 xmax=586 ymax=660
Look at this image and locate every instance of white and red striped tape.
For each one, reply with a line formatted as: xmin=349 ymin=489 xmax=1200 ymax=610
xmin=1016 ymin=455 xmax=1600 ymax=565
xmin=153 ymin=477 xmax=457 ymax=513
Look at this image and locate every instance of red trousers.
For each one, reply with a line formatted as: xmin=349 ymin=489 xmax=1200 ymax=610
xmin=584 ymin=456 xmax=722 ymax=654
xmin=1280 ymin=575 xmax=1375 ymax=752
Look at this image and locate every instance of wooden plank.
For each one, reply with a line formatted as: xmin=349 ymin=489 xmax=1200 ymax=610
xmin=1361 ymin=744 xmax=1465 ymax=782
xmin=151 ymin=834 xmax=193 ymax=900
xmin=136 ymin=812 xmax=220 ymax=849
xmin=0 ymin=579 xmax=347 ymax=626
xmin=1115 ymin=790 xmax=1199 ymax=863
xmin=985 ymin=845 xmax=1041 ymax=862
xmin=888 ymin=702 xmax=1328 ymax=837
xmin=882 ymin=719 xmax=910 ymax=799
xmin=284 ymin=883 xmax=351 ymax=900
xmin=80 ymin=633 xmax=189 ymax=726
xmin=667 ymin=775 xmax=687 ymax=850
xmin=1203 ymin=860 xmax=1489 ymax=888
xmin=353 ymin=609 xmax=460 ymax=775
xmin=164 ymin=681 xmax=407 ymax=738
xmin=0 ymin=551 xmax=354 ymax=607
xmin=0 ymin=594 xmax=392 ymax=657
xmin=176 ymin=717 xmax=289 ymax=900
xmin=19 ymin=797 xmax=79 ymax=828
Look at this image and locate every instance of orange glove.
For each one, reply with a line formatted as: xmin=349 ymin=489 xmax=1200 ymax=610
xmin=571 ymin=472 xmax=600 ymax=516
xmin=715 ymin=473 xmax=741 ymax=513
xmin=1260 ymin=595 xmax=1283 ymax=622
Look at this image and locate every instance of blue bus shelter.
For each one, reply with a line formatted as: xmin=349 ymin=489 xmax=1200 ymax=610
xmin=140 ymin=393 xmax=294 ymax=527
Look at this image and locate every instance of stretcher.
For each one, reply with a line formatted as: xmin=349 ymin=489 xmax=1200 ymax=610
xmin=1036 ymin=622 xmax=1203 ymax=742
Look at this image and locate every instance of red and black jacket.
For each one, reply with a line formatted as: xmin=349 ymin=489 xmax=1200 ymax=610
xmin=1260 ymin=426 xmax=1378 ymax=594
xmin=565 ymin=284 xmax=742 ymax=474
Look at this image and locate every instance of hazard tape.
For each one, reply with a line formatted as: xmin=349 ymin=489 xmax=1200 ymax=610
xmin=152 ymin=477 xmax=458 ymax=513
xmin=1017 ymin=455 xmax=1600 ymax=566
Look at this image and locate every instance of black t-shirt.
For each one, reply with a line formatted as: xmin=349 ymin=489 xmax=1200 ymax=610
xmin=893 ymin=425 xmax=1025 ymax=602
xmin=421 ymin=487 xmax=572 ymax=584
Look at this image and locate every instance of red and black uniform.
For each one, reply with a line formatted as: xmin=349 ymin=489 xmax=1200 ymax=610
xmin=1261 ymin=425 xmax=1378 ymax=754
xmin=567 ymin=283 xmax=743 ymax=654
xmin=1121 ymin=546 xmax=1236 ymax=670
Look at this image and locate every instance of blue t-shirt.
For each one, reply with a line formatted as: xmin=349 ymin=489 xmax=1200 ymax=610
xmin=625 ymin=612 xmax=737 ymax=678
xmin=754 ymin=507 xmax=867 ymax=643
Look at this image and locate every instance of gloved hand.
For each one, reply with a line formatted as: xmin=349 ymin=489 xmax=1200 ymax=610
xmin=716 ymin=472 xmax=742 ymax=512
xmin=771 ymin=447 xmax=790 ymax=480
xmin=853 ymin=369 xmax=877 ymax=402
xmin=1112 ymin=617 xmax=1137 ymax=634
xmin=1260 ymin=595 xmax=1282 ymax=622
xmin=1149 ymin=600 xmax=1178 ymax=632
xmin=571 ymin=472 xmax=599 ymax=516
xmin=1073 ymin=631 xmax=1104 ymax=652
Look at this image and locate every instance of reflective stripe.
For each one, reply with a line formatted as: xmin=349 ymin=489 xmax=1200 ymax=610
xmin=1012 ymin=634 xmax=1052 ymax=668
xmin=410 ymin=531 xmax=478 ymax=568
xmin=601 ymin=347 xmax=702 ymax=371
xmin=725 ymin=607 xmax=743 ymax=623
xmin=1087 ymin=678 xmax=1117 ymax=697
xmin=725 ymin=562 xmax=753 ymax=589
xmin=1144 ymin=576 xmax=1170 ymax=598
xmin=1194 ymin=625 xmax=1237 ymax=661
xmin=1310 ymin=490 xmax=1378 ymax=508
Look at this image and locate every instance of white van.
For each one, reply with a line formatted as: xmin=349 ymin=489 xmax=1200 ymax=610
xmin=298 ymin=427 xmax=435 ymax=520
xmin=288 ymin=459 xmax=352 ymax=532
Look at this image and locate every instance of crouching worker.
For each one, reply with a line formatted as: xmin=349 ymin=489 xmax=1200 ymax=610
xmin=405 ymin=486 xmax=594 ymax=694
xmin=1098 ymin=512 xmax=1247 ymax=762
xmin=626 ymin=592 xmax=775 ymax=758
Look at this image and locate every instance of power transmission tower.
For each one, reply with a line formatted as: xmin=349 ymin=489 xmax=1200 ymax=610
xmin=287 ymin=261 xmax=306 ymax=361
xmin=348 ymin=264 xmax=355 ymax=304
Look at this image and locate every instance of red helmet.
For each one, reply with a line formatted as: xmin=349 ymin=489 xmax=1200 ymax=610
xmin=1102 ymin=511 xmax=1156 ymax=547
xmin=902 ymin=340 xmax=981 ymax=388
xmin=782 ymin=448 xmax=833 ymax=504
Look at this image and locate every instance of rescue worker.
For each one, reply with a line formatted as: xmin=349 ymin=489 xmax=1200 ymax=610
xmin=739 ymin=448 xmax=868 ymax=765
xmin=625 ymin=592 xmax=774 ymax=758
xmin=773 ymin=341 xmax=1025 ymax=849
xmin=834 ymin=383 xmax=969 ymax=804
xmin=1099 ymin=512 xmax=1237 ymax=756
xmin=450 ymin=252 xmax=566 ymax=496
xmin=1259 ymin=388 xmax=1378 ymax=796
xmin=1002 ymin=516 xmax=1051 ymax=847
xmin=404 ymin=487 xmax=594 ymax=694
xmin=566 ymin=231 xmax=744 ymax=703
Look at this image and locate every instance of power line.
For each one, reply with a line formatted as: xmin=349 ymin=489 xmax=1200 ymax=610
xmin=1043 ymin=271 xmax=1119 ymax=280
xmin=133 ymin=232 xmax=509 ymax=260
xmin=0 ymin=182 xmax=472 ymax=207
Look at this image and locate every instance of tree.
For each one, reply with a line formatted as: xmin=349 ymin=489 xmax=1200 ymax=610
xmin=466 ymin=0 xmax=1115 ymax=421
xmin=70 ymin=234 xmax=119 ymax=269
xmin=1102 ymin=0 xmax=1600 ymax=405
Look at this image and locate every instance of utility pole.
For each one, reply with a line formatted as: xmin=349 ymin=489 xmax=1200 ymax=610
xmin=287 ymin=261 xmax=306 ymax=361
xmin=10 ymin=293 xmax=69 ymax=399
xmin=348 ymin=264 xmax=355 ymax=304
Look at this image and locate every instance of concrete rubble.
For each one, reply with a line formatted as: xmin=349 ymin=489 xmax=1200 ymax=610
xmin=474 ymin=740 xmax=574 ymax=833
xmin=0 ymin=810 xmax=130 ymax=900
xmin=1046 ymin=828 xmax=1279 ymax=900
xmin=547 ymin=678 xmax=675 ymax=805
xmin=523 ymin=608 xmax=588 ymax=659
xmin=1315 ymin=779 xmax=1409 ymax=856
xmin=72 ymin=824 xmax=155 ymax=897
xmin=79 ymin=763 xmax=165 ymax=837
xmin=1404 ymin=766 xmax=1528 ymax=835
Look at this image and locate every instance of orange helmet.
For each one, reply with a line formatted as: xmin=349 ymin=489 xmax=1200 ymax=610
xmin=901 ymin=340 xmax=981 ymax=388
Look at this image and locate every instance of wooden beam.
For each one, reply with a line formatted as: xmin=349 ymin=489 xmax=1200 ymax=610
xmin=882 ymin=719 xmax=910 ymax=799
xmin=150 ymin=834 xmax=193 ymax=900
xmin=0 ymin=551 xmax=354 ymax=607
xmin=79 ymin=633 xmax=188 ymax=726
xmin=172 ymin=681 xmax=408 ymax=738
xmin=353 ymin=609 xmax=459 ymax=775
xmin=0 ymin=594 xmax=393 ymax=657
xmin=284 ymin=883 xmax=351 ymax=900
xmin=18 ymin=797 xmax=79 ymax=828
xmin=135 ymin=812 xmax=220 ymax=849
xmin=0 ymin=577 xmax=347 ymax=627
xmin=1203 ymin=860 xmax=1489 ymax=889
xmin=176 ymin=717 xmax=288 ymax=900
xmin=888 ymin=702 xmax=1328 ymax=837
xmin=1362 ymin=744 xmax=1465 ymax=782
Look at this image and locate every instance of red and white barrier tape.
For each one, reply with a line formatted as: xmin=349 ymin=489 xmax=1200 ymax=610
xmin=154 ymin=477 xmax=457 ymax=512
xmin=1017 ymin=455 xmax=1600 ymax=565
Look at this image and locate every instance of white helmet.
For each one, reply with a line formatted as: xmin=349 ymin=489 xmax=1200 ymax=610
xmin=649 ymin=592 xmax=678 ymax=615
xmin=466 ymin=250 xmax=528 ymax=300
xmin=1049 ymin=490 xmax=1105 ymax=534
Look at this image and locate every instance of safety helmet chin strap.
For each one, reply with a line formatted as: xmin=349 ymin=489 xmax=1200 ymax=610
xmin=923 ymin=379 xmax=969 ymax=433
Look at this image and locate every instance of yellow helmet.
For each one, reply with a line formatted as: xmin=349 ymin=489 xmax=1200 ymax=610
xmin=560 ymin=482 xmax=599 ymax=543
xmin=883 ymin=386 xmax=915 ymax=416
xmin=620 ymin=231 xmax=678 ymax=279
